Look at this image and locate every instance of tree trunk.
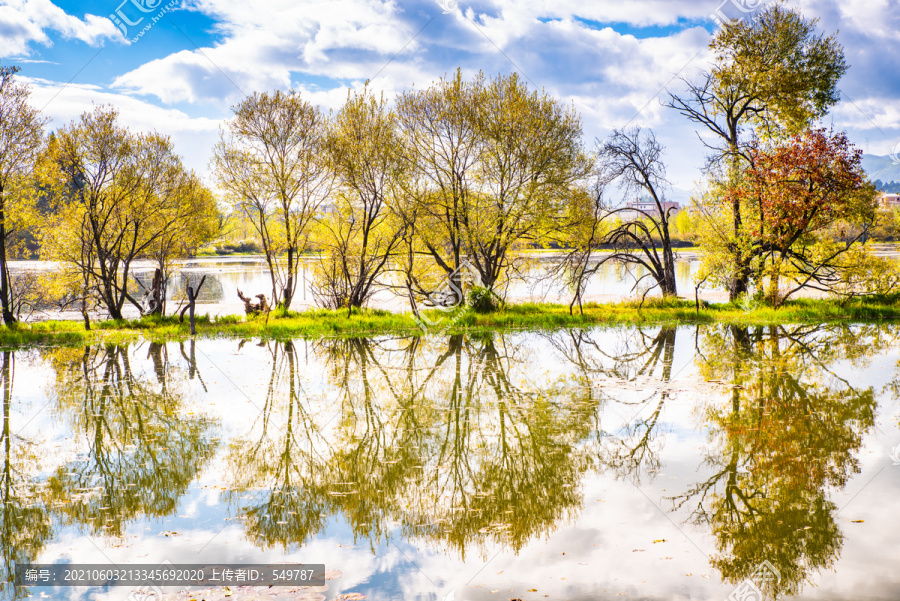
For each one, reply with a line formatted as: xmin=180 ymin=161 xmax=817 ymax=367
xmin=729 ymin=261 xmax=751 ymax=302
xmin=103 ymin=266 xmax=124 ymax=320
xmin=0 ymin=208 xmax=16 ymax=325
xmin=661 ymin=225 xmax=678 ymax=297
xmin=766 ymin=254 xmax=783 ymax=307
xmin=81 ymin=293 xmax=91 ymax=331
xmin=188 ymin=287 xmax=197 ymax=335
xmin=181 ymin=275 xmax=206 ymax=334
xmin=728 ymin=157 xmax=750 ymax=302
xmin=283 ymin=247 xmax=294 ymax=310
xmin=148 ymin=268 xmax=163 ymax=315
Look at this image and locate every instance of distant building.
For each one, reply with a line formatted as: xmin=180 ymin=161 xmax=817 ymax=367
xmin=877 ymin=192 xmax=900 ymax=208
xmin=621 ymin=199 xmax=680 ymax=220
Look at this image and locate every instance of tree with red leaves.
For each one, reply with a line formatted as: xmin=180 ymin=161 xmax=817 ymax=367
xmin=736 ymin=129 xmax=876 ymax=304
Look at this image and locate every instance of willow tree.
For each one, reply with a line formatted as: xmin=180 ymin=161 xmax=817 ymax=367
xmin=395 ymin=70 xmax=591 ymax=304
xmin=0 ymin=65 xmax=47 ymax=324
xmin=468 ymin=72 xmax=592 ymax=291
xmin=395 ymin=70 xmax=482 ymax=304
xmin=666 ymin=4 xmax=847 ymax=300
xmin=213 ymin=90 xmax=332 ymax=310
xmin=313 ymin=88 xmax=407 ymax=312
xmin=43 ymin=106 xmax=218 ymax=321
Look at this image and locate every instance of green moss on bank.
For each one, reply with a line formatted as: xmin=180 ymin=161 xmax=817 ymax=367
xmin=2 ymin=296 xmax=900 ymax=347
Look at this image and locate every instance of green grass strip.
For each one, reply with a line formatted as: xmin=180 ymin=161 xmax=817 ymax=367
xmin=2 ymin=295 xmax=900 ymax=348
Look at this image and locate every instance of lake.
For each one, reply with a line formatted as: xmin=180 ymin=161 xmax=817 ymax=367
xmin=10 ymin=255 xmax=714 ymax=321
xmin=20 ymin=248 xmax=899 ymax=320
xmin=2 ymin=322 xmax=898 ymax=599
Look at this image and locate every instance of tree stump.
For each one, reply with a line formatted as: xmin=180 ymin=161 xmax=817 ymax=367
xmin=180 ymin=275 xmax=206 ymax=335
xmin=237 ymin=289 xmax=269 ymax=315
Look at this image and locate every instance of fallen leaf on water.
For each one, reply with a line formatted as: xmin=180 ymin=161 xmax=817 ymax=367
xmin=652 ymin=539 xmax=667 ymax=543
xmin=851 ymin=519 xmax=865 ymax=523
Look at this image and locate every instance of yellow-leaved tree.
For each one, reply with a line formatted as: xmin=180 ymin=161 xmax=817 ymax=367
xmin=41 ymin=106 xmax=219 ymax=324
xmin=0 ymin=64 xmax=47 ymax=324
xmin=395 ymin=70 xmax=592 ymax=310
xmin=213 ymin=90 xmax=332 ymax=310
xmin=667 ymin=4 xmax=848 ymax=301
xmin=312 ymin=87 xmax=407 ymax=313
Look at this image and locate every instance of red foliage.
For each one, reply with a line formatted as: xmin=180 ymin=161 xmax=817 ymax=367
xmin=740 ymin=129 xmax=869 ymax=248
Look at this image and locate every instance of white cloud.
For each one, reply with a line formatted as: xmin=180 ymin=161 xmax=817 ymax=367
xmin=831 ymin=95 xmax=900 ymax=132
xmin=109 ymin=1 xmax=714 ymax=129
xmin=111 ymin=0 xmax=419 ymax=103
xmin=88 ymin=0 xmax=715 ymax=188
xmin=832 ymin=0 xmax=897 ymax=40
xmin=0 ymin=0 xmax=120 ymax=55
xmin=8 ymin=0 xmax=900 ymax=187
xmin=467 ymin=0 xmax=713 ymax=27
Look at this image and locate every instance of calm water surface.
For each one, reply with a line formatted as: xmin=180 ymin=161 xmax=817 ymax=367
xmin=2 ymin=323 xmax=899 ymax=600
xmin=11 ymin=256 xmax=710 ymax=319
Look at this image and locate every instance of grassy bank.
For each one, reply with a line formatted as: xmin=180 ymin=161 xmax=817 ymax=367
xmin=2 ymin=296 xmax=900 ymax=347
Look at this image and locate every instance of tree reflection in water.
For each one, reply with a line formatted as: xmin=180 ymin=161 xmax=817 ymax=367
xmin=673 ymin=323 xmax=887 ymax=598
xmin=225 ymin=333 xmax=598 ymax=559
xmin=0 ymin=351 xmax=51 ymax=600
xmin=42 ymin=344 xmax=218 ymax=537
xmin=225 ymin=324 xmax=892 ymax=597
xmin=543 ymin=326 xmax=677 ymax=482
xmin=0 ymin=322 xmax=890 ymax=599
xmin=0 ymin=343 xmax=217 ymax=597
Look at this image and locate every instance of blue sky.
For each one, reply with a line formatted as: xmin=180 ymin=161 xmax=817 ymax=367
xmin=2 ymin=0 xmax=899 ymax=199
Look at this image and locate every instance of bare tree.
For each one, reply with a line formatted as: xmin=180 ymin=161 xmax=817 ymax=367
xmin=179 ymin=275 xmax=206 ymax=335
xmin=597 ymin=127 xmax=678 ymax=297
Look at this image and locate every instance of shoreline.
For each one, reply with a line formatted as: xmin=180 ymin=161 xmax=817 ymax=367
xmin=2 ymin=297 xmax=899 ymax=347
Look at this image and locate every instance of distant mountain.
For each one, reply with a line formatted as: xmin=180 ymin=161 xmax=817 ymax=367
xmin=861 ymin=154 xmax=900 ymax=185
